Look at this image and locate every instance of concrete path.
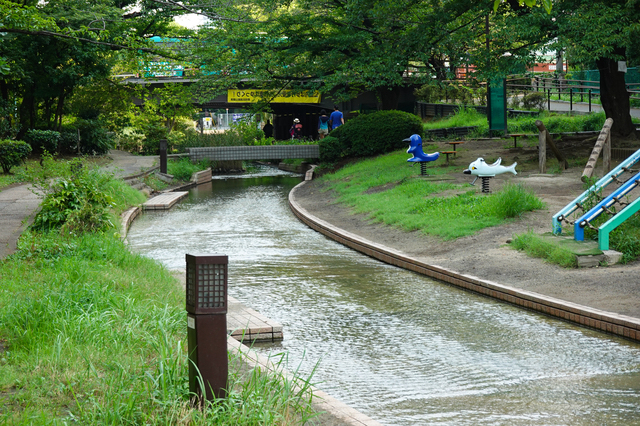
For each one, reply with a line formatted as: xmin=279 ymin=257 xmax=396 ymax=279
xmin=0 ymin=150 xmax=158 ymax=259
xmin=549 ymin=100 xmax=640 ymax=119
xmin=0 ymin=184 xmax=41 ymax=259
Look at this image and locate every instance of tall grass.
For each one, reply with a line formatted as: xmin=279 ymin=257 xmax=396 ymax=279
xmin=167 ymin=157 xmax=212 ymax=181
xmin=0 ymin=166 xmax=319 ymax=424
xmin=0 ymin=231 xmax=318 ymax=424
xmin=511 ymin=231 xmax=577 ymax=268
xmin=321 ymin=152 xmax=545 ymax=240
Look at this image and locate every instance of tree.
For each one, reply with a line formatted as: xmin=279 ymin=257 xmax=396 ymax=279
xmin=185 ymin=0 xmax=494 ymax=110
xmin=552 ymin=0 xmax=639 ymax=139
xmin=0 ymin=0 xmax=190 ymax=138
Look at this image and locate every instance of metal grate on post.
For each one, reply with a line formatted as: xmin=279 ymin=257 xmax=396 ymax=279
xmin=185 ymin=254 xmax=228 ymax=315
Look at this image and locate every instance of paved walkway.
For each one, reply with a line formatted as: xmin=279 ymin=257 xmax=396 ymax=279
xmin=0 ymin=150 xmax=157 ymax=259
xmin=549 ymin=100 xmax=640 ymax=119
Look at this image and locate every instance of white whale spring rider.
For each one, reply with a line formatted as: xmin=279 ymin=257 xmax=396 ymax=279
xmin=463 ymin=157 xmax=517 ymax=185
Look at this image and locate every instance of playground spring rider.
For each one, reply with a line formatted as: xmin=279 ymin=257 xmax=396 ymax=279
xmin=463 ymin=157 xmax=517 ymax=193
xmin=404 ymin=134 xmax=440 ymax=176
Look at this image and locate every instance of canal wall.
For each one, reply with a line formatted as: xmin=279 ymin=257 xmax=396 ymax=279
xmin=288 ymin=181 xmax=640 ymax=343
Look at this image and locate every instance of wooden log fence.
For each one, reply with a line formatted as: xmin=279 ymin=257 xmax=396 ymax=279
xmin=535 ymin=120 xmax=569 ymax=173
xmin=582 ymin=118 xmax=613 ymax=182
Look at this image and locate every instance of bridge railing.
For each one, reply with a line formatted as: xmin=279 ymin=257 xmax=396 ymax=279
xmin=187 ymin=145 xmax=320 ymax=162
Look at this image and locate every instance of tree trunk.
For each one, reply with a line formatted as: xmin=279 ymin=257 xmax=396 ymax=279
xmin=596 ymin=55 xmax=637 ymax=139
xmin=54 ymin=90 xmax=66 ymax=132
xmin=377 ymin=86 xmax=401 ymax=110
xmin=17 ymin=86 xmax=36 ymax=139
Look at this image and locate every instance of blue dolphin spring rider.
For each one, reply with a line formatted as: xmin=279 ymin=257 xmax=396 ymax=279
xmin=404 ymin=134 xmax=440 ymax=176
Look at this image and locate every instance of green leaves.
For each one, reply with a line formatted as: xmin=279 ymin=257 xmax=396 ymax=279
xmin=493 ymin=0 xmax=552 ymax=14
xmin=0 ymin=139 xmax=32 ymax=174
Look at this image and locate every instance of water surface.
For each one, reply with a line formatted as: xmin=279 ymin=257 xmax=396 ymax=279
xmin=127 ymin=171 xmax=640 ymax=425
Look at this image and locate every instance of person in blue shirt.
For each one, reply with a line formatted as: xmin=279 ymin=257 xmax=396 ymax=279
xmin=317 ymin=109 xmax=330 ymax=139
xmin=329 ymin=105 xmax=344 ymax=130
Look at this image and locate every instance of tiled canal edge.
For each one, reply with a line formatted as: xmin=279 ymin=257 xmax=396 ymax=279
xmin=289 ymin=181 xmax=640 ymax=342
xmin=227 ymin=336 xmax=384 ymax=426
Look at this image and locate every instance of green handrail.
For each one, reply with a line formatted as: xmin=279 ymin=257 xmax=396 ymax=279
xmin=598 ymin=197 xmax=640 ymax=251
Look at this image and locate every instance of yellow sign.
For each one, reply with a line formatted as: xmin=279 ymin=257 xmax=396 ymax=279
xmin=227 ymin=89 xmax=321 ymax=104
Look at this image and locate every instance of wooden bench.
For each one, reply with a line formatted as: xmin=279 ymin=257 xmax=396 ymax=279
xmin=447 ymin=141 xmax=464 ymax=152
xmin=509 ymin=133 xmax=527 ymax=148
xmin=440 ymin=151 xmax=456 ymax=163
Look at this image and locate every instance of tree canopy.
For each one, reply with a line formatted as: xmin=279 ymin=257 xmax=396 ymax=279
xmin=188 ymin=0 xmax=500 ymax=109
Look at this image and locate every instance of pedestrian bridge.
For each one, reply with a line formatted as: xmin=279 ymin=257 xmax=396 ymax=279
xmin=187 ymin=145 xmax=319 ymax=162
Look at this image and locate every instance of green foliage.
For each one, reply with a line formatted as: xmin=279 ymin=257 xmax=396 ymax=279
xmin=521 ymin=92 xmax=546 ymax=111
xmin=423 ymin=106 xmax=487 ymax=130
xmin=0 ymin=99 xmax=20 ymax=139
xmin=485 ymin=183 xmax=546 ymax=219
xmin=320 ymin=110 xmax=423 ymax=162
xmin=167 ymin=157 xmax=210 ymax=181
xmin=0 ymin=139 xmax=32 ymax=174
xmin=608 ymin=214 xmax=640 ymax=264
xmin=318 ymin=136 xmax=346 ymax=163
xmin=24 ymin=129 xmax=60 ymax=154
xmin=511 ymin=231 xmax=577 ymax=268
xmin=21 ymin=157 xmax=116 ymax=233
xmin=0 ymin=230 xmax=317 ymax=423
xmin=414 ymin=82 xmax=487 ymax=106
xmin=75 ymin=119 xmax=114 ymax=155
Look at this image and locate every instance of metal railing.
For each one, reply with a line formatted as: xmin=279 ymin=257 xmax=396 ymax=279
xmin=507 ymin=75 xmax=640 ymax=113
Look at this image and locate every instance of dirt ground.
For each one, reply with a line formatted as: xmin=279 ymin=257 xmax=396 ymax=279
xmin=293 ymin=135 xmax=640 ymax=319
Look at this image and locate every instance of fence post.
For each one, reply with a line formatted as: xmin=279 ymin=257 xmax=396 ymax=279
xmin=538 ymin=123 xmax=546 ymax=173
xmin=547 ymin=89 xmax=551 ymax=111
xmin=589 ymin=89 xmax=592 ymax=112
xmin=603 ymin=125 xmax=611 ymax=175
xmin=536 ymin=120 xmax=568 ymax=171
xmin=582 ymin=118 xmax=614 ymax=181
xmin=570 ymin=88 xmax=573 ymax=111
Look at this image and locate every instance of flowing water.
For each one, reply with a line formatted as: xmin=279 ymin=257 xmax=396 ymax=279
xmin=127 ymin=168 xmax=640 ymax=425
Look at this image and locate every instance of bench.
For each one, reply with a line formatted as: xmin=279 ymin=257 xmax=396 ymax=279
xmin=447 ymin=141 xmax=464 ymax=152
xmin=440 ymin=151 xmax=456 ymax=163
xmin=509 ymin=133 xmax=527 ymax=148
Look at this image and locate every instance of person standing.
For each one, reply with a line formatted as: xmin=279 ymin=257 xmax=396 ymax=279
xmin=290 ymin=118 xmax=303 ymax=139
xmin=317 ymin=109 xmax=330 ymax=139
xmin=329 ymin=105 xmax=344 ymax=130
xmin=262 ymin=119 xmax=274 ymax=138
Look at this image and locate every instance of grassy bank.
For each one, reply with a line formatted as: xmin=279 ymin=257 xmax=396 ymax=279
xmin=423 ymin=108 xmax=613 ymax=138
xmin=0 ymin=159 xmax=317 ymax=424
xmin=320 ymin=150 xmax=544 ymax=240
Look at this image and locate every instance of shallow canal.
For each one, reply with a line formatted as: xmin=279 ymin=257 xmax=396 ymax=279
xmin=127 ymin=169 xmax=640 ymax=425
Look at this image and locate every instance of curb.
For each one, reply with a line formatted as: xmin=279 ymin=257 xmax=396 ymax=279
xmin=288 ymin=180 xmax=640 ymax=342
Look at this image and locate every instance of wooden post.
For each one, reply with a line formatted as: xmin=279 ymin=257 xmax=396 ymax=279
xmin=603 ymin=128 xmax=611 ymax=175
xmin=535 ymin=120 xmax=568 ymax=171
xmin=538 ymin=123 xmax=546 ymax=173
xmin=582 ymin=118 xmax=614 ymax=182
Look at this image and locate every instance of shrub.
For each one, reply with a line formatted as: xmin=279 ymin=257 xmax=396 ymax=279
xmin=0 ymin=139 xmax=32 ymax=174
xmin=414 ymin=83 xmax=443 ymax=103
xmin=318 ymin=136 xmax=346 ymax=163
xmin=58 ymin=130 xmax=80 ymax=154
xmin=321 ymin=110 xmax=423 ymax=161
xmin=76 ymin=119 xmax=114 ymax=155
xmin=30 ymin=160 xmax=115 ymax=233
xmin=167 ymin=157 xmax=211 ymax=181
xmin=24 ymin=129 xmax=60 ymax=154
xmin=521 ymin=92 xmax=546 ymax=111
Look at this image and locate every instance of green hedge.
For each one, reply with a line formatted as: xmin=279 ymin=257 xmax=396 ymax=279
xmin=25 ymin=129 xmax=60 ymax=154
xmin=0 ymin=139 xmax=32 ymax=174
xmin=320 ymin=110 xmax=423 ymax=162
